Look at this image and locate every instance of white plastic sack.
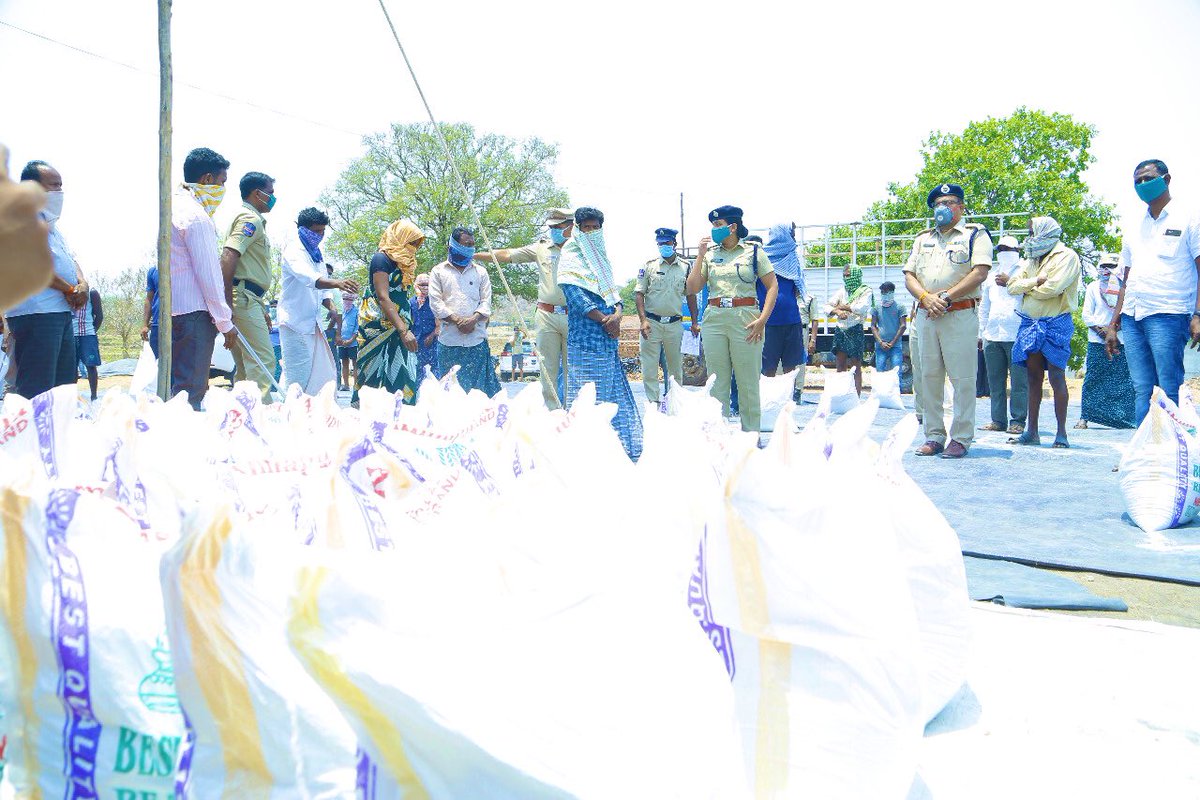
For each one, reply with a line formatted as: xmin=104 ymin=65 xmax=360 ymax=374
xmin=160 ymin=505 xmax=359 ymax=798
xmin=210 ymin=333 xmax=235 ymax=373
xmin=130 ymin=342 xmax=158 ymax=395
xmin=759 ymin=369 xmax=799 ymax=431
xmin=817 ymin=369 xmax=860 ymax=415
xmin=871 ymin=367 xmax=906 ymax=410
xmin=701 ymin=402 xmax=925 ymax=799
xmin=873 ymin=414 xmax=971 ymax=721
xmin=1120 ymin=386 xmax=1200 ymax=531
xmin=0 ymin=487 xmax=190 ymax=798
xmin=286 ymin=439 xmax=748 ymax=798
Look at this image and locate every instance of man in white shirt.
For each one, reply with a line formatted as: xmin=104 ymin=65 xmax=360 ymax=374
xmin=278 ymin=207 xmax=359 ymax=394
xmin=429 ymin=227 xmax=501 ymax=397
xmin=1105 ymin=158 xmax=1200 ymax=424
xmin=978 ymin=235 xmax=1028 ymax=433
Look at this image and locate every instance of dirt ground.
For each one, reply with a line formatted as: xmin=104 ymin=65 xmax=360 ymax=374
xmin=1049 ymin=571 xmax=1200 ymax=628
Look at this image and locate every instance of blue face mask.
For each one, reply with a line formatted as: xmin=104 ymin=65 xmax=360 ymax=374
xmin=448 ymin=239 xmax=475 ymax=266
xmin=1135 ymin=175 xmax=1168 ymax=204
xmin=658 ymin=244 xmax=675 ymax=259
xmin=550 ymin=227 xmax=567 ymax=245
xmin=933 ymin=205 xmax=954 ymax=227
xmin=711 ymin=225 xmax=732 ymax=244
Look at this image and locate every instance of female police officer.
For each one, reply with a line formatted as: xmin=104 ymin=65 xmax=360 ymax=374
xmin=687 ymin=205 xmax=778 ymax=432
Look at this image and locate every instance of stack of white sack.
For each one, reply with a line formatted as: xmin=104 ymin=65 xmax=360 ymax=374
xmin=1 ymin=369 xmax=969 ymax=799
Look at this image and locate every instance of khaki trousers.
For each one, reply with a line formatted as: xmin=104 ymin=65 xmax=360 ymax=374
xmin=535 ymin=307 xmax=568 ymax=410
xmin=231 ymin=287 xmax=276 ymax=401
xmin=639 ymin=318 xmax=683 ymax=404
xmin=702 ymin=306 xmax=764 ymax=432
xmin=910 ymin=319 xmax=925 ymax=422
xmin=913 ymin=307 xmax=978 ymax=447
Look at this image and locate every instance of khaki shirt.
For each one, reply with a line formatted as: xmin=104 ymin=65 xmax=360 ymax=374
xmin=224 ymin=203 xmax=273 ymax=291
xmin=700 ymin=241 xmax=774 ymax=300
xmin=903 ymin=221 xmax=992 ymax=299
xmin=797 ymin=294 xmax=819 ymax=326
xmin=1007 ymin=241 xmax=1081 ymax=319
xmin=506 ymin=239 xmax=566 ymax=306
xmin=637 ymin=256 xmax=691 ymax=316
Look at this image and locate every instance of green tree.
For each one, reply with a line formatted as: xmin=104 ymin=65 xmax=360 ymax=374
xmin=618 ymin=278 xmax=639 ymax=314
xmin=95 ymin=264 xmax=148 ymax=359
xmin=865 ymin=107 xmax=1118 ymax=261
xmin=321 ymin=122 xmax=569 ymax=300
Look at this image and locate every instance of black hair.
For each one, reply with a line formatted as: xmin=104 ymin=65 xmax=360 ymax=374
xmin=450 ymin=226 xmax=474 ymax=243
xmin=574 ymin=206 xmax=604 ymax=227
xmin=744 ymin=234 xmax=763 ymax=244
xmin=880 ymin=281 xmax=895 ymax=293
xmin=183 ymin=147 xmax=230 ymax=183
xmin=239 ymin=172 xmax=273 ymax=200
xmin=296 ymin=207 xmax=330 ymax=228
xmin=1134 ymin=158 xmax=1169 ymax=176
xmin=19 ymin=160 xmax=51 ymax=182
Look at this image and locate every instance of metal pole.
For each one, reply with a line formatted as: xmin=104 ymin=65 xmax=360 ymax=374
xmin=155 ymin=0 xmax=173 ymax=399
xmin=679 ymin=192 xmax=685 ymax=248
xmin=881 ymin=219 xmax=887 ymax=283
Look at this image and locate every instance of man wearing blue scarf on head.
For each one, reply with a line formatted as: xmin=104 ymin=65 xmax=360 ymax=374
xmin=278 ymin=207 xmax=360 ymax=395
xmin=429 ymin=226 xmax=502 ymax=396
xmin=758 ymin=223 xmax=807 ymax=401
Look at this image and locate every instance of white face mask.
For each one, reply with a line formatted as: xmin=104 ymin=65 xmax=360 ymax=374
xmin=43 ymin=190 xmax=64 ymax=222
xmin=997 ymin=250 xmax=1019 ymax=271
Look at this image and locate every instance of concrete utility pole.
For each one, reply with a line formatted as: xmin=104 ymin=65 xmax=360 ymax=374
xmin=156 ymin=0 xmax=173 ymax=399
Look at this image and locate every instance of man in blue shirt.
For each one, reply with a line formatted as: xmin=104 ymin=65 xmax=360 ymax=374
xmin=336 ymin=292 xmax=359 ymax=391
xmin=141 ymin=265 xmax=161 ymax=358
xmin=760 ymin=224 xmax=807 ymax=401
xmin=8 ymin=160 xmax=89 ymax=398
xmin=871 ymin=281 xmax=907 ymax=371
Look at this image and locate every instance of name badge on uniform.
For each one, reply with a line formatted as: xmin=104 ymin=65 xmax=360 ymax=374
xmin=921 ymin=242 xmax=935 ymax=248
xmin=1166 ymin=229 xmax=1182 ymax=237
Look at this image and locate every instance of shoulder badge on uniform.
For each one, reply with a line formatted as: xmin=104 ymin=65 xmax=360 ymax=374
xmin=638 ymin=268 xmax=645 ymax=278
xmin=241 ymin=222 xmax=257 ymax=238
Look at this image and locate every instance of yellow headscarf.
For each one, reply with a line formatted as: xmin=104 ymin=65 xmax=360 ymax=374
xmin=378 ymin=219 xmax=424 ymax=289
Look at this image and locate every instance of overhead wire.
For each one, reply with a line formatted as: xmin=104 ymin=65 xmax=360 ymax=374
xmin=0 ymin=19 xmax=367 ymax=139
xmin=373 ymin=0 xmax=533 ymax=338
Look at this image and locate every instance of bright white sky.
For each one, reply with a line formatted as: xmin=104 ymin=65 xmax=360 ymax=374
xmin=2 ymin=0 xmax=1198 ymax=288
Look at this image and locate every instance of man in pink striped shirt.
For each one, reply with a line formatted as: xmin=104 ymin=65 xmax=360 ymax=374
xmin=171 ymin=147 xmax=237 ymax=409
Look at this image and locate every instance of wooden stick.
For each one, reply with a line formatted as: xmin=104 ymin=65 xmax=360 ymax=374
xmin=155 ymin=0 xmax=173 ymax=399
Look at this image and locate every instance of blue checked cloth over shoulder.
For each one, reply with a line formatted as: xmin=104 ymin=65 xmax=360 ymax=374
xmin=1012 ymin=311 xmax=1074 ymax=369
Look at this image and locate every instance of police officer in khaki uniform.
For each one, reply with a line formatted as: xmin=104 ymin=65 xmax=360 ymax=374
xmin=687 ymin=205 xmax=778 ymax=433
xmin=220 ymin=171 xmax=277 ymax=400
xmin=636 ymin=227 xmax=698 ymax=404
xmin=903 ymin=183 xmax=993 ymax=458
xmin=474 ymin=208 xmax=573 ymax=409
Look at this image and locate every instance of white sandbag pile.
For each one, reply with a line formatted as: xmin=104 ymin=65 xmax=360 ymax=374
xmin=1120 ymin=385 xmax=1200 ymax=531
xmin=0 ymin=371 xmax=969 ymax=800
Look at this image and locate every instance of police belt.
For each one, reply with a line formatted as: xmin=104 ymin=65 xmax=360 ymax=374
xmin=707 ymin=297 xmax=757 ymax=308
xmin=235 ymin=279 xmax=268 ymax=299
xmin=945 ymin=298 xmax=978 ymax=313
xmin=646 ymin=312 xmax=682 ymax=324
xmin=537 ymin=301 xmax=568 ymax=314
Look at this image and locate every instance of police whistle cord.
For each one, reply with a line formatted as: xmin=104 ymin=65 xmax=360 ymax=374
xmin=234 ymin=329 xmax=286 ymax=397
xmin=375 ymin=0 xmax=534 ymax=341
